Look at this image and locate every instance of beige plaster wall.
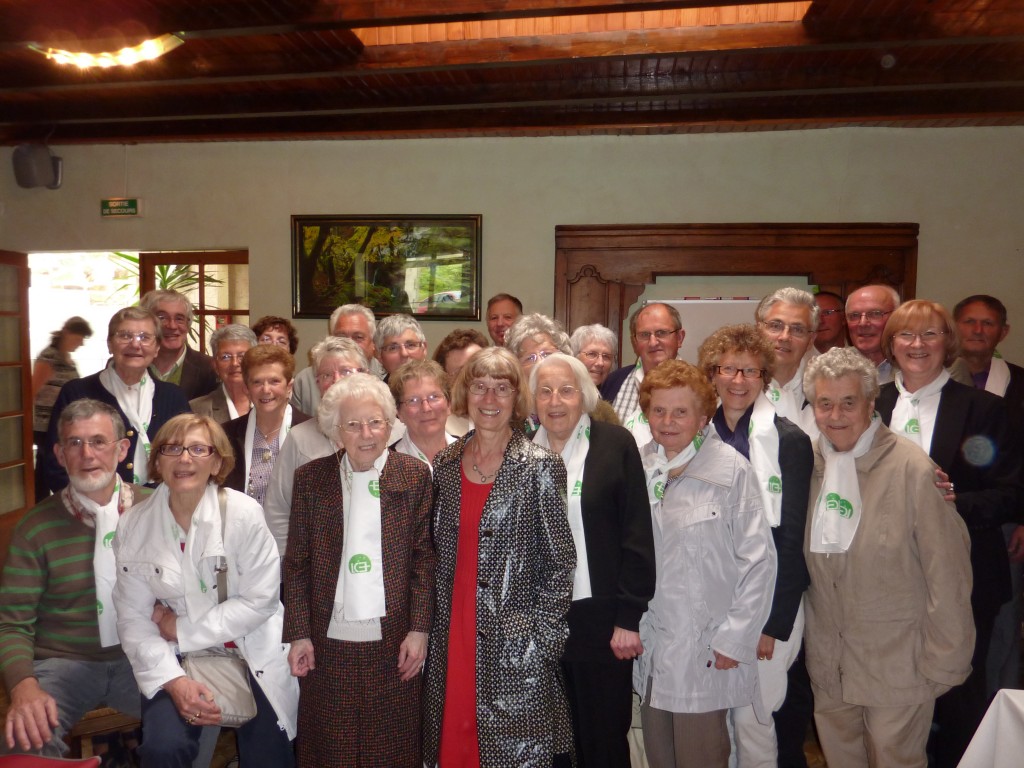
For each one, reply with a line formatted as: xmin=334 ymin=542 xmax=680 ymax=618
xmin=1 ymin=127 xmax=1022 ymax=363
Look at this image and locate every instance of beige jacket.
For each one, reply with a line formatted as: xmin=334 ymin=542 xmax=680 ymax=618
xmin=803 ymin=425 xmax=974 ymax=707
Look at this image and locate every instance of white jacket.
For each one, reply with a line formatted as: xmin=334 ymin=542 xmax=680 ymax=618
xmin=634 ymin=436 xmax=777 ymax=716
xmin=113 ymin=484 xmax=299 ymax=738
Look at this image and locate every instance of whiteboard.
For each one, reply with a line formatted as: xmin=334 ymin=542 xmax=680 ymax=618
xmin=656 ymin=298 xmax=761 ymax=365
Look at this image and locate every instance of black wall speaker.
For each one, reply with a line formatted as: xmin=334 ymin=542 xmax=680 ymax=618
xmin=13 ymin=144 xmax=63 ymax=189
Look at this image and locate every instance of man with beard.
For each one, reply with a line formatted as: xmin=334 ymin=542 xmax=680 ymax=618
xmin=1 ymin=400 xmax=144 ymax=757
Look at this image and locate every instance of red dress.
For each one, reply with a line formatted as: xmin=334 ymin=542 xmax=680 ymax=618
xmin=438 ymin=468 xmax=492 ymax=768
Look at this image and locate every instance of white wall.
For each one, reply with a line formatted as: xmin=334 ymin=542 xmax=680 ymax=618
xmin=2 ymin=127 xmax=1023 ymax=363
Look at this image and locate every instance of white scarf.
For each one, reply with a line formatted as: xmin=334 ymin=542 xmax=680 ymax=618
xmin=767 ymin=357 xmax=809 ymax=424
xmin=99 ymin=363 xmax=154 ymax=485
xmin=747 ymin=396 xmax=784 ymax=527
xmin=985 ymin=356 xmax=1011 ymax=397
xmin=535 ymin=415 xmax=593 ymax=601
xmin=243 ymin=404 xmax=293 ymax=488
xmin=63 ymin=480 xmax=133 ymax=647
xmin=642 ymin=427 xmax=706 ymax=505
xmin=329 ymin=451 xmax=388 ymax=640
xmin=891 ymin=369 xmax=949 ymax=451
xmin=222 ymin=384 xmax=244 ymax=420
xmin=393 ymin=431 xmax=456 ymax=473
xmin=623 ymin=407 xmax=653 ymax=449
xmin=810 ymin=416 xmax=882 ymax=554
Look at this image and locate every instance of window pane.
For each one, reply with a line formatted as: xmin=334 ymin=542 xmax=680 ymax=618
xmin=0 ymin=466 xmax=27 ymax=514
xmin=0 ymin=415 xmax=21 ymax=463
xmin=0 ymin=368 xmax=22 ymax=412
xmin=0 ymin=318 xmax=21 ymax=361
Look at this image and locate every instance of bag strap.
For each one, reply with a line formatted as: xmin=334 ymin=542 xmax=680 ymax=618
xmin=216 ymin=487 xmax=229 ymax=605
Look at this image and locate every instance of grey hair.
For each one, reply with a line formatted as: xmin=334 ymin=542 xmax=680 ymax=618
xmin=58 ymin=398 xmax=126 ymax=442
xmin=756 ymin=287 xmax=821 ymax=332
xmin=803 ymin=346 xmax=880 ymax=402
xmin=317 ymin=372 xmax=397 ymax=438
xmin=108 ymin=306 xmax=162 ymax=341
xmin=504 ymin=313 xmax=571 ymax=358
xmin=569 ymin=324 xmax=618 ymax=363
xmin=373 ymin=313 xmax=426 ymax=349
xmin=329 ymin=304 xmax=377 ymax=337
xmin=846 ymin=284 xmax=901 ymax=314
xmin=311 ymin=336 xmax=368 ymax=370
xmin=140 ymin=289 xmax=194 ymax=325
xmin=529 ymin=353 xmax=600 ymax=415
xmin=209 ymin=324 xmax=257 ymax=356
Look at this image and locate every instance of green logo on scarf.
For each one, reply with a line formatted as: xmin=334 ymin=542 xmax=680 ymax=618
xmin=639 ymin=412 xmax=649 ymax=425
xmin=905 ymin=419 xmax=920 ymax=434
xmin=368 ymin=480 xmax=381 ymax=498
xmin=654 ymin=481 xmax=665 ymax=500
xmin=692 ymin=432 xmax=704 ymax=450
xmin=584 ymin=426 xmax=591 ymax=440
xmin=825 ymin=492 xmax=854 ymax=518
xmin=768 ymin=476 xmax=782 ymax=493
xmin=97 ymin=600 xmax=103 ymax=615
xmin=199 ymin=579 xmax=207 ymax=594
xmin=349 ymin=554 xmax=372 ymax=574
xmin=571 ymin=480 xmax=583 ymax=497
xmin=769 ymin=387 xmax=780 ymax=402
xmin=103 ymin=531 xmax=115 ymax=549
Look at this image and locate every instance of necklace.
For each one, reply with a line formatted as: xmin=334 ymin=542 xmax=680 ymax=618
xmin=469 ymin=436 xmax=504 ymax=483
xmin=472 ymin=462 xmax=496 ymax=482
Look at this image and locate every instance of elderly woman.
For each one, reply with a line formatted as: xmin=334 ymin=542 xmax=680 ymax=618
xmin=33 ymin=315 xmax=92 ymax=498
xmin=189 ymin=323 xmax=257 ymax=423
xmin=529 ymin=352 xmax=655 ymax=768
xmin=113 ymin=413 xmax=297 ymax=767
xmin=634 ymin=359 xmax=776 ymax=768
xmin=875 ymin=300 xmax=1024 ymax=766
xmin=44 ymin=307 xmax=191 ymax=492
xmin=423 ymin=347 xmax=576 ymax=768
xmin=570 ymin=323 xmax=617 ymax=389
xmin=222 ymin=345 xmax=309 ymax=507
xmin=374 ymin=314 xmax=428 ymax=378
xmin=263 ymin=336 xmax=368 ymax=556
xmin=697 ymin=325 xmax=812 ymax=767
xmin=801 ymin=346 xmax=975 ymax=766
xmin=432 ymin=328 xmax=488 ymax=379
xmin=252 ymin=315 xmax=299 ymax=355
xmin=283 ymin=374 xmax=435 ymax=767
xmin=390 ymin=359 xmax=457 ymax=468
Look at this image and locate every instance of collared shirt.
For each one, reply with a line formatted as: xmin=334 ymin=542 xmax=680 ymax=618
xmin=150 ymin=347 xmax=187 ymax=385
xmin=612 ymin=365 xmax=644 ymax=423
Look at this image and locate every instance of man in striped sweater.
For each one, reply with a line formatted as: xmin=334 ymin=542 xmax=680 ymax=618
xmin=1 ymin=399 xmax=145 ymax=756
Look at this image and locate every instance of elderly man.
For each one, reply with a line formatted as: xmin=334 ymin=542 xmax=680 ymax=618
xmin=2 ymin=400 xmax=142 ymax=757
xmin=601 ymin=302 xmax=685 ymax=427
xmin=802 ymin=348 xmax=974 ymax=767
xmin=756 ymin=287 xmax=820 ymax=438
xmin=139 ymin=289 xmax=218 ymax=400
xmin=954 ymin=294 xmax=1024 ymax=696
xmin=188 ymin=323 xmax=257 ymax=423
xmin=813 ymin=291 xmax=848 ymax=353
xmin=290 ymin=303 xmax=385 ymax=415
xmin=485 ymin=292 xmax=523 ymax=346
xmin=845 ymin=284 xmax=900 ymax=385
xmin=374 ymin=313 xmax=428 ymax=380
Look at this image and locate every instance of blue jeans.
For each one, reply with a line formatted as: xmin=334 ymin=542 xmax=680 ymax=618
xmin=138 ymin=670 xmax=293 ymax=768
xmin=0 ymin=656 xmax=141 ymax=757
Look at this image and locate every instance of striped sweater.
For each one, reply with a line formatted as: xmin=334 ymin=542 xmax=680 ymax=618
xmin=0 ymin=489 xmax=146 ymax=691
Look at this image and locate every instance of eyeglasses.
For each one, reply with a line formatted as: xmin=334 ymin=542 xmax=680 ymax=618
xmin=579 ymin=350 xmax=614 ymax=363
xmin=634 ymin=329 xmax=679 ymax=343
xmin=468 ymin=381 xmax=516 ymax=398
xmin=158 ymin=444 xmax=217 ymax=458
xmin=893 ymin=329 xmax=947 ymax=344
xmin=258 ymin=335 xmax=290 ymax=348
xmin=535 ymin=385 xmax=580 ymax=401
xmin=156 ymin=312 xmax=189 ymax=326
xmin=62 ymin=437 xmax=120 ymax=453
xmin=846 ymin=310 xmax=892 ymax=323
xmin=761 ymin=320 xmax=811 ymax=339
xmin=520 ymin=349 xmax=556 ymax=365
xmin=819 ymin=309 xmax=841 ymax=318
xmin=399 ymin=393 xmax=447 ymax=408
xmin=382 ymin=340 xmax=426 ymax=354
xmin=217 ymin=353 xmax=247 ymax=363
xmin=336 ymin=419 xmax=390 ymax=434
xmin=112 ymin=330 xmax=157 ymax=346
xmin=714 ymin=365 xmax=765 ymax=380
xmin=315 ymin=367 xmax=367 ymax=383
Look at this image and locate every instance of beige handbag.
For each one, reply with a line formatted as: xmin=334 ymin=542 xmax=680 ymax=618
xmin=180 ymin=489 xmax=258 ymax=728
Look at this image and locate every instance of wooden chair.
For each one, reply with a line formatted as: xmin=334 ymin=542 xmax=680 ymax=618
xmin=63 ymin=707 xmax=140 ymax=759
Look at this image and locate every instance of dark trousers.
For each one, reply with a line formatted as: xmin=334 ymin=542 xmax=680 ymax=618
xmin=774 ymin=645 xmax=814 ymax=768
xmin=139 ymin=671 xmax=293 ymax=768
xmin=562 ymin=656 xmax=634 ymax=768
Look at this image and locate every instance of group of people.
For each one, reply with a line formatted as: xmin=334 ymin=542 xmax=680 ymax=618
xmin=2 ymin=284 xmax=1022 ymax=768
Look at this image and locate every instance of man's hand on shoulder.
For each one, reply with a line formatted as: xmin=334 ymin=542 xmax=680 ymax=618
xmin=5 ymin=677 xmax=59 ymax=751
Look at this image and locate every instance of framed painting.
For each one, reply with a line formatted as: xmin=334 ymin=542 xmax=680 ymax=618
xmin=292 ymin=214 xmax=482 ymax=320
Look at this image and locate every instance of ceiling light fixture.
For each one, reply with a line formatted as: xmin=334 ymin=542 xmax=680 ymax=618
xmin=29 ymin=32 xmax=184 ymax=69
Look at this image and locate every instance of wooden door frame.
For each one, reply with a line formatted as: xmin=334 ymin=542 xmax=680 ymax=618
xmin=554 ymin=223 xmax=918 ymax=360
xmin=0 ymin=249 xmax=33 ymax=511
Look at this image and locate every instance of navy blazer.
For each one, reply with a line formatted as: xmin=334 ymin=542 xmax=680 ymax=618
xmin=599 ymin=365 xmax=634 ymax=403
xmin=43 ymin=371 xmax=192 ymax=492
xmin=877 ymin=378 xmax=1024 ymax=615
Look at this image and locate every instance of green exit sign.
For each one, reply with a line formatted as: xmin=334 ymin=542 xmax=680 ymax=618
xmin=101 ymin=198 xmax=142 ymax=217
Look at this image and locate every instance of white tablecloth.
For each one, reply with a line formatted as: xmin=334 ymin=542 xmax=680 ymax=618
xmin=959 ymin=689 xmax=1024 ymax=767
